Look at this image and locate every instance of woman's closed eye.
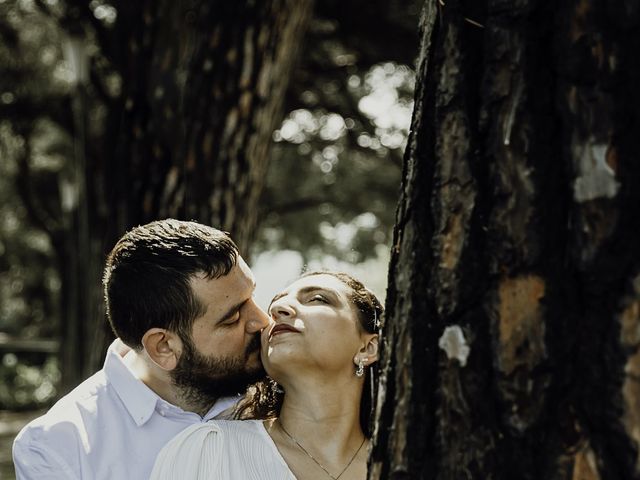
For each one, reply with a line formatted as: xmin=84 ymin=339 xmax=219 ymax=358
xmin=309 ymin=294 xmax=329 ymax=304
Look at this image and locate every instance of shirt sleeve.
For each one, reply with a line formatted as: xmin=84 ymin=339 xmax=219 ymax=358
xmin=13 ymin=431 xmax=80 ymax=480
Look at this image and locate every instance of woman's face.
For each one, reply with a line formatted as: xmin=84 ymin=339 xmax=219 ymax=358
xmin=261 ymin=274 xmax=366 ymax=381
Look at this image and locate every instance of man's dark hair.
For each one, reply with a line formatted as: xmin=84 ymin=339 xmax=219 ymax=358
xmin=103 ymin=219 xmax=238 ymax=348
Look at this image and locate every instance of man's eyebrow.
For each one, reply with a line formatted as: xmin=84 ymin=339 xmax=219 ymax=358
xmin=217 ymin=299 xmax=248 ymax=324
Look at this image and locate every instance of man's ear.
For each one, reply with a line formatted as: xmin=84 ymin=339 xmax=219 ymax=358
xmin=141 ymin=328 xmax=182 ymax=371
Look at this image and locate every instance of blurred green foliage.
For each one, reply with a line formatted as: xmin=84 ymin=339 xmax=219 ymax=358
xmin=255 ymin=12 xmax=417 ymax=264
xmin=0 ymin=1 xmax=68 ymax=408
xmin=0 ymin=353 xmax=59 ymax=409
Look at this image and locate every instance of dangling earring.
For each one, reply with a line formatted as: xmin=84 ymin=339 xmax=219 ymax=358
xmin=356 ymin=358 xmax=365 ymax=377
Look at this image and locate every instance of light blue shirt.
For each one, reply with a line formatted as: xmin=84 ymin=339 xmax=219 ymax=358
xmin=12 ymin=341 xmax=238 ymax=480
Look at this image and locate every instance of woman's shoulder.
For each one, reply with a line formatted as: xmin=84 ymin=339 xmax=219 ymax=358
xmin=216 ymin=420 xmax=293 ymax=475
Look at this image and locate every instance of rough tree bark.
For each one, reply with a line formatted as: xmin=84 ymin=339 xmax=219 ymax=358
xmin=371 ymin=1 xmax=640 ymax=479
xmin=51 ymin=0 xmax=312 ymax=391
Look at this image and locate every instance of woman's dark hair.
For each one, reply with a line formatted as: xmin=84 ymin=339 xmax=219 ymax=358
xmin=103 ymin=219 xmax=238 ymax=348
xmin=234 ymin=271 xmax=383 ymax=437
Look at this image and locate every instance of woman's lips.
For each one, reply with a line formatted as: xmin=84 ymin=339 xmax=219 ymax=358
xmin=269 ymin=323 xmax=300 ymax=339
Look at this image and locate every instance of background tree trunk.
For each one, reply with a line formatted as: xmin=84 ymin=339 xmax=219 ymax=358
xmin=57 ymin=0 xmax=312 ymax=391
xmin=370 ymin=1 xmax=640 ymax=478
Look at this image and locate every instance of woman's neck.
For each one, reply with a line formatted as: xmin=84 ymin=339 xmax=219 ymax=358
xmin=277 ymin=373 xmax=366 ymax=456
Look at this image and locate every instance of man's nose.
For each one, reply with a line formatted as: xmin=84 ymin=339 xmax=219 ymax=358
xmin=246 ymin=300 xmax=270 ymax=332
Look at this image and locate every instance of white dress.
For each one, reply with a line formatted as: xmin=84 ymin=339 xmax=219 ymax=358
xmin=149 ymin=420 xmax=297 ymax=480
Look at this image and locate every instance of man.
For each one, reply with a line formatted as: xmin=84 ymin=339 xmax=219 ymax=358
xmin=13 ymin=219 xmax=270 ymax=479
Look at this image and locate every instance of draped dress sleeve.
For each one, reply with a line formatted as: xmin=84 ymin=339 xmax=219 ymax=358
xmin=149 ymin=423 xmax=229 ymax=480
xmin=149 ymin=420 xmax=296 ymax=480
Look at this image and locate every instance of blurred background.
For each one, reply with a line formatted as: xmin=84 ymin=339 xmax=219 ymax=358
xmin=0 ymin=0 xmax=419 ymax=475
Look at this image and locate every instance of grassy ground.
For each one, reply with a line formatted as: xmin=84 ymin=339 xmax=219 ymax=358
xmin=0 ymin=410 xmax=44 ymax=480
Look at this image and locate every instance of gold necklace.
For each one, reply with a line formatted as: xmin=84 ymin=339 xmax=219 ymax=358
xmin=278 ymin=420 xmax=366 ymax=480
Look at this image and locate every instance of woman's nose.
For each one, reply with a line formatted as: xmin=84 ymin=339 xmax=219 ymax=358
xmin=269 ymin=300 xmax=295 ymax=319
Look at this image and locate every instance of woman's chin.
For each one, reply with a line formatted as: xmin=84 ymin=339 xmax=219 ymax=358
xmin=261 ymin=344 xmax=305 ymax=375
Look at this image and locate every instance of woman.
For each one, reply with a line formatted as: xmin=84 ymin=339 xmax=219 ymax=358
xmin=150 ymin=271 xmax=383 ymax=479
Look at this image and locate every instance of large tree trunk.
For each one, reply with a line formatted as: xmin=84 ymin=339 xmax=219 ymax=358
xmin=371 ymin=1 xmax=640 ymax=478
xmin=57 ymin=0 xmax=312 ymax=391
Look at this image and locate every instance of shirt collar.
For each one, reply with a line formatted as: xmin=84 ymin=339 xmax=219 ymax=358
xmin=103 ymin=340 xmax=159 ymax=427
xmin=204 ymin=395 xmax=240 ymax=420
xmin=103 ymin=340 xmax=241 ymax=426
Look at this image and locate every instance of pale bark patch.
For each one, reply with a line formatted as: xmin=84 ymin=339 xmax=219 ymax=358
xmin=572 ymin=441 xmax=602 ymax=480
xmin=497 ymin=275 xmax=546 ymax=375
xmin=620 ymin=294 xmax=640 ymax=473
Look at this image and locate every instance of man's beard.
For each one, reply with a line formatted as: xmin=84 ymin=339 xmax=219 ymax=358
xmin=170 ymin=332 xmax=266 ymax=413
